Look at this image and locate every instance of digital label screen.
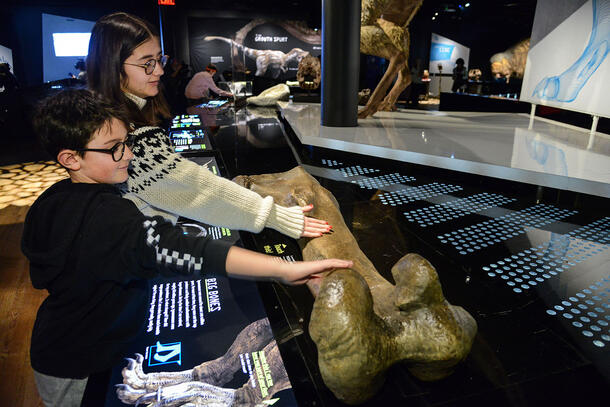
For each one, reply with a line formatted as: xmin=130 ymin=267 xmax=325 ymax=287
xmin=104 ymin=274 xmax=298 ymax=406
xmin=170 ymin=129 xmax=212 ymax=152
xmin=171 ymin=114 xmax=202 ymax=129
xmin=197 ymin=99 xmax=229 ymax=109
xmin=177 ymin=218 xmax=238 ymax=243
xmin=101 ymin=217 xmax=299 ymax=406
xmin=183 ymin=155 xmax=221 ymax=176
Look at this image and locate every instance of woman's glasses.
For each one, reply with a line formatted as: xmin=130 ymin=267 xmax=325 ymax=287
xmin=77 ymin=136 xmax=135 ymax=162
xmin=124 ymin=55 xmax=168 ymax=75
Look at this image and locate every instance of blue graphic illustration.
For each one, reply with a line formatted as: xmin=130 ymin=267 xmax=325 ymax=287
xmin=524 ymin=134 xmax=568 ymax=176
xmin=430 ymin=42 xmax=455 ymax=61
xmin=148 ymin=341 xmax=182 ymax=366
xmin=532 ymin=0 xmax=610 ymax=102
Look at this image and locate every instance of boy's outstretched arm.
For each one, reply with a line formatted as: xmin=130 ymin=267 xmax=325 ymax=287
xmin=225 ymin=246 xmax=353 ymax=285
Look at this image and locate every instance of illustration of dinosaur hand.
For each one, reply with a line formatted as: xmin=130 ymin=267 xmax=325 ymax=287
xmin=116 ymin=380 xmax=236 ymax=406
xmin=532 ymin=0 xmax=610 ymax=102
xmin=193 ymin=319 xmax=274 ymax=386
xmin=121 ymin=353 xmax=196 ymax=393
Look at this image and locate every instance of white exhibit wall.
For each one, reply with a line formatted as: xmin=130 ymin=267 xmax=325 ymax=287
xmin=42 ymin=13 xmax=94 ymax=83
xmin=521 ymin=0 xmax=610 ymax=118
xmin=0 ymin=44 xmax=14 ymax=72
xmin=429 ymin=33 xmax=470 ymax=75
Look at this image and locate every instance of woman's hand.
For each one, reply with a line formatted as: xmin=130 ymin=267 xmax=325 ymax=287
xmin=277 ymin=258 xmax=353 ymax=285
xmin=300 ymin=204 xmax=332 ymax=238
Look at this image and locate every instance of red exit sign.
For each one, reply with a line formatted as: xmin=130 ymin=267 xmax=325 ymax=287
xmin=158 ymin=0 xmax=175 ymax=5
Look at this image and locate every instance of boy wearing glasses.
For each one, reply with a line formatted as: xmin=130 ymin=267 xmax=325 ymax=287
xmin=22 ymin=89 xmax=351 ymax=407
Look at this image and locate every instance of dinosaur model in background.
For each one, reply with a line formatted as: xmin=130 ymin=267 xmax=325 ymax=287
xmin=204 ymin=36 xmax=310 ymax=79
xmin=490 ymin=38 xmax=530 ymax=83
xmin=358 ymin=0 xmax=425 ymax=118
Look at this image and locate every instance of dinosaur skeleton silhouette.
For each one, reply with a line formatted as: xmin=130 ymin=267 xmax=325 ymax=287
xmin=204 ymin=36 xmax=309 ymax=79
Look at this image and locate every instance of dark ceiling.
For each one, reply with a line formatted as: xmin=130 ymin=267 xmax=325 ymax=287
xmin=6 ymin=0 xmax=537 ymax=29
xmin=2 ymin=0 xmax=539 ymax=84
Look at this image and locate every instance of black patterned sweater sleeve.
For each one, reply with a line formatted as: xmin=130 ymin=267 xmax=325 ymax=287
xmin=79 ymin=194 xmax=232 ymax=283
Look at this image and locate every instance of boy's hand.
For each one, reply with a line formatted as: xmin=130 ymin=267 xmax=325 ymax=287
xmin=225 ymin=247 xmax=351 ymax=285
xmin=300 ymin=204 xmax=332 ymax=238
xmin=277 ymin=258 xmax=353 ymax=285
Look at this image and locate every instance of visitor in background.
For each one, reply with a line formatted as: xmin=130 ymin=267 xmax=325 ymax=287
xmin=184 ymin=63 xmax=233 ymax=106
xmin=451 ymin=58 xmax=467 ymax=93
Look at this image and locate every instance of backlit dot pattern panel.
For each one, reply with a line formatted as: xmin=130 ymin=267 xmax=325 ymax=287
xmin=320 ymin=159 xmax=343 ymax=168
xmin=546 ymin=276 xmax=610 ymax=348
xmin=438 ymin=204 xmax=577 ymax=255
xmin=567 ymin=217 xmax=610 ymax=245
xmin=378 ymin=183 xmax=463 ymax=207
xmin=351 ymin=173 xmax=416 ymax=190
xmin=483 ymin=233 xmax=609 ymax=293
xmin=338 ymin=166 xmax=381 ymax=177
xmin=404 ymin=193 xmax=515 ymax=227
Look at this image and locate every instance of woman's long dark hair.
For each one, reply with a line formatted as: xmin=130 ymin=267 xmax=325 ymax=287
xmin=87 ymin=12 xmax=170 ymax=127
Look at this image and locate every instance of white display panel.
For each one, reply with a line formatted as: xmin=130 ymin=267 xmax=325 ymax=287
xmin=428 ymin=33 xmax=470 ymax=75
xmin=52 ymin=33 xmax=91 ymax=57
xmin=0 ymin=44 xmax=14 ymax=72
xmin=42 ymin=13 xmax=94 ymax=83
xmin=521 ymin=0 xmax=610 ymax=118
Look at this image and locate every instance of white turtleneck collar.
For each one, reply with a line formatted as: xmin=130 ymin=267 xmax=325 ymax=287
xmin=124 ymin=92 xmax=147 ymax=110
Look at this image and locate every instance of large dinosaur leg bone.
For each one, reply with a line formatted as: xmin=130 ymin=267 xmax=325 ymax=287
xmin=234 ymin=167 xmax=477 ymax=404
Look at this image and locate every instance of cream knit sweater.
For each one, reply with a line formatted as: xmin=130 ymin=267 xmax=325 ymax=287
xmin=122 ymin=125 xmax=305 ymax=238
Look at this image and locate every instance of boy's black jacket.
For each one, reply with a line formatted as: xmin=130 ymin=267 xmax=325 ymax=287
xmin=21 ymin=179 xmax=231 ymax=378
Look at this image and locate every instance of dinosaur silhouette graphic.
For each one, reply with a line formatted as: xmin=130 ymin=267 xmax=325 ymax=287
xmin=204 ymin=36 xmax=309 ymax=79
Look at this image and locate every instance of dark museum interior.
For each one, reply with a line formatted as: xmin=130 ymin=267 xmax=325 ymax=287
xmin=0 ymin=0 xmax=608 ymax=406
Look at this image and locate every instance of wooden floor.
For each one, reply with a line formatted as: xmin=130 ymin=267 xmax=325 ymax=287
xmin=0 ymin=204 xmax=46 ymax=406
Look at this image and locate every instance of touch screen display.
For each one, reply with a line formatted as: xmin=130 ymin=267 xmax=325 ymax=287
xmin=197 ymin=100 xmax=229 ymax=109
xmin=169 ymin=129 xmax=212 ymax=152
xmin=171 ymin=115 xmax=202 ymax=129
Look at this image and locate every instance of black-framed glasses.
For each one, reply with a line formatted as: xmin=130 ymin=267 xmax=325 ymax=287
xmin=77 ymin=136 xmax=135 ymax=162
xmin=124 ymin=55 xmax=168 ymax=75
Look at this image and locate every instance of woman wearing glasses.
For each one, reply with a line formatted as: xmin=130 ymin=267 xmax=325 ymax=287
xmin=86 ymin=12 xmax=330 ymax=240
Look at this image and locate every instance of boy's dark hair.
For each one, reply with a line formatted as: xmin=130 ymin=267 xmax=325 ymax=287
xmin=33 ymin=89 xmax=129 ymax=161
xmin=206 ymin=64 xmax=218 ymax=72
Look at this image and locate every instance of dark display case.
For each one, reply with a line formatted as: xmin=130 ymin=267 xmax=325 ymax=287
xmin=85 ymin=104 xmax=608 ymax=406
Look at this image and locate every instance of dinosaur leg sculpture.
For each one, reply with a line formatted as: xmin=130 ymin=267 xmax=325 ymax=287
xmin=375 ymin=18 xmax=412 ymax=112
xmin=357 ymin=51 xmax=404 ymax=118
xmin=233 ymin=167 xmax=477 ymax=404
xmin=378 ymin=64 xmax=411 ymax=112
xmin=358 ymin=25 xmax=403 ymax=119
